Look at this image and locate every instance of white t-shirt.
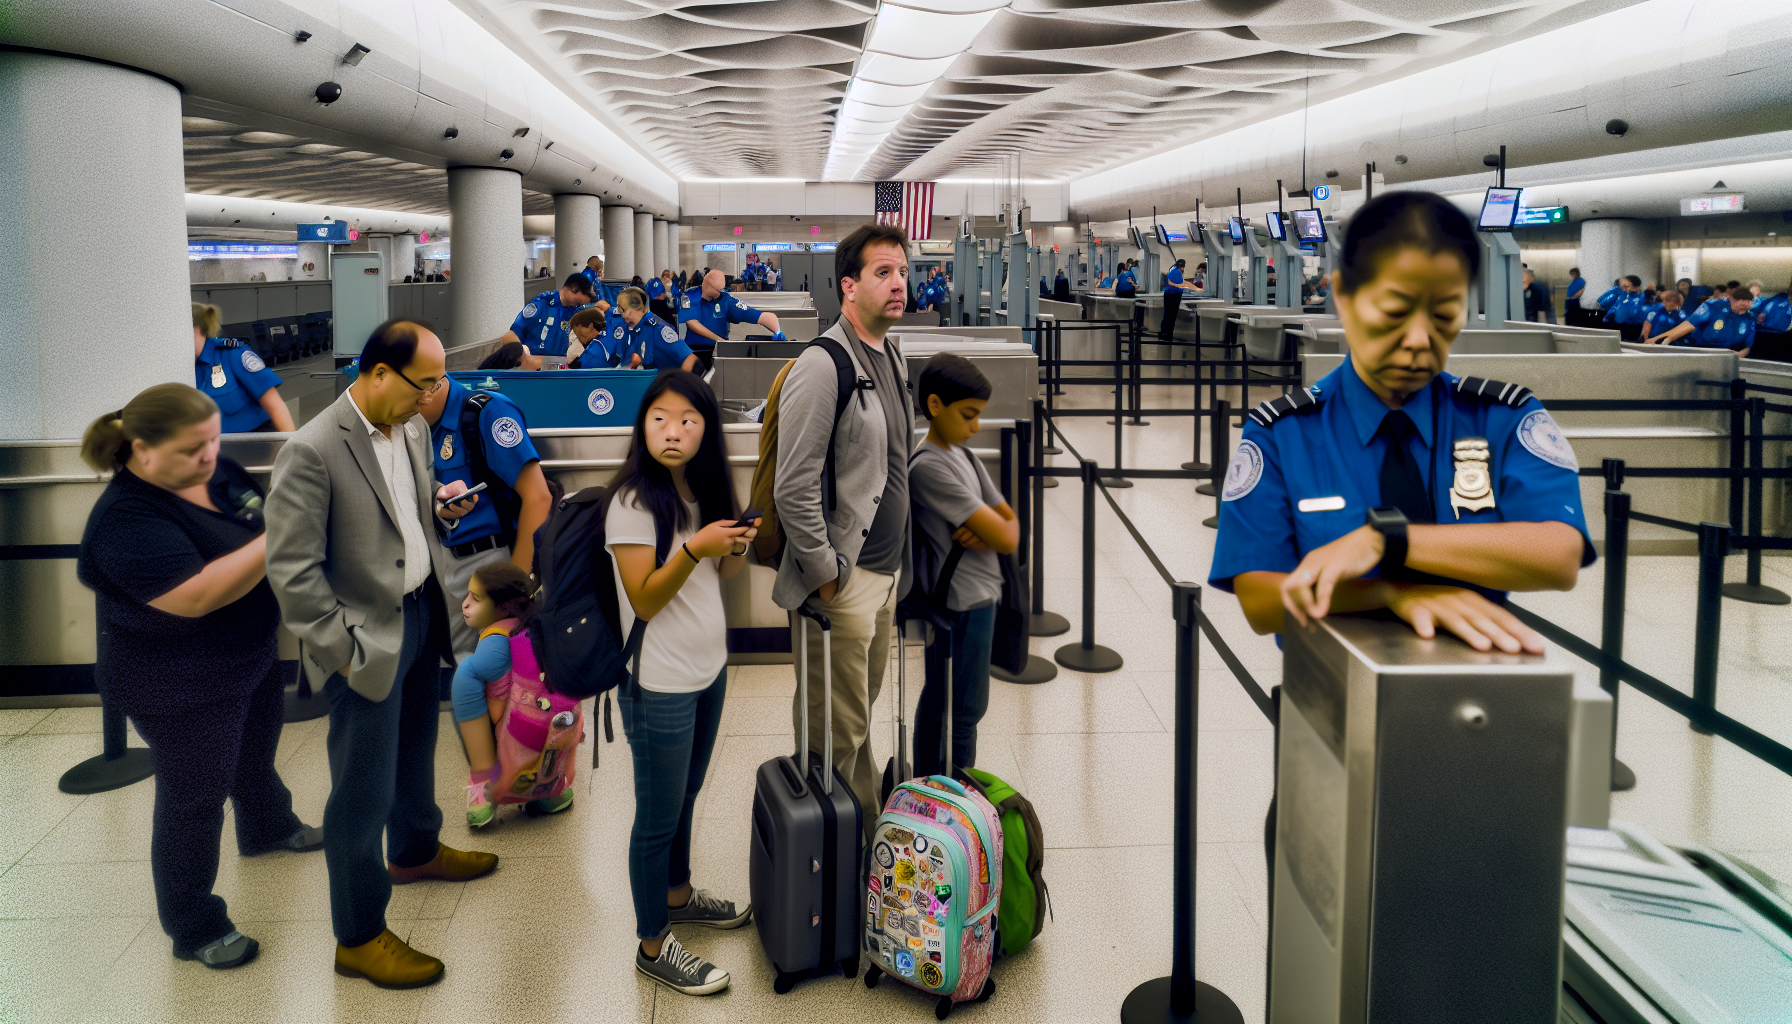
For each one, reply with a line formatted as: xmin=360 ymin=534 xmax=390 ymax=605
xmin=605 ymin=489 xmax=728 ymax=693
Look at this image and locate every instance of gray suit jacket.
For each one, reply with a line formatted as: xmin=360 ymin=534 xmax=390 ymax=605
xmin=265 ymin=390 xmax=452 ymax=702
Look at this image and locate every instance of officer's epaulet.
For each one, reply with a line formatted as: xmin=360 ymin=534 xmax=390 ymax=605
xmin=1454 ymin=376 xmax=1534 ymax=409
xmin=216 ymin=338 xmax=240 ymax=348
xmin=1247 ymin=385 xmax=1323 ymax=428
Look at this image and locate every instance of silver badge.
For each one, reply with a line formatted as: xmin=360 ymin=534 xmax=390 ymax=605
xmin=439 ymin=433 xmax=453 ymax=460
xmin=1449 ymin=437 xmax=1496 ymax=519
xmin=210 ymin=364 xmax=226 ymax=388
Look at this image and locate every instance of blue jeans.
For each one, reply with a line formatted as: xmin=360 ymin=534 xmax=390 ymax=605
xmin=914 ymin=603 xmax=995 ymax=778
xmin=619 ymin=669 xmax=727 ymax=940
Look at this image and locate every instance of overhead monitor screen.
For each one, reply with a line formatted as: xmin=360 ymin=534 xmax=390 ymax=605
xmin=1186 ymin=222 xmax=1205 ymax=247
xmin=1163 ymin=230 xmax=1188 ymax=242
xmin=1227 ymin=217 xmax=1246 ymax=244
xmin=1153 ymin=224 xmax=1172 ymax=246
xmin=1681 ymin=194 xmax=1745 ymax=215
xmin=1291 ymin=209 xmax=1326 ymax=243
xmin=1129 ymin=226 xmax=1147 ymax=250
xmin=700 ymin=242 xmax=736 ymax=252
xmin=297 ymin=222 xmax=350 ymax=243
xmin=753 ymin=242 xmax=793 ymax=252
xmin=1515 ymin=206 xmax=1568 ymax=226
xmin=1478 ymin=187 xmax=1523 ymax=231
xmin=1265 ymin=212 xmax=1287 ymax=241
xmin=188 ymin=242 xmax=298 ymax=260
xmin=810 ymin=242 xmax=837 ymax=252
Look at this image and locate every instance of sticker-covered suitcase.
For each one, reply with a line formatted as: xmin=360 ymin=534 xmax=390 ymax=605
xmin=749 ymin=606 xmax=864 ymax=993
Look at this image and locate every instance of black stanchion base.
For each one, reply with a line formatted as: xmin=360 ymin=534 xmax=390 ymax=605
xmin=1195 ymin=483 xmax=1215 ymax=497
xmin=993 ymin=655 xmax=1058 ymax=685
xmin=1031 ymin=612 xmax=1071 ymax=637
xmin=58 ymin=748 xmax=156 ymax=795
xmin=1721 ymin=582 xmax=1792 ymax=605
xmin=1179 ymin=461 xmax=1210 ymax=473
xmin=1612 ymin=758 xmax=1636 ymax=792
xmin=1202 ymin=516 xmax=1218 ymax=529
xmin=1042 ymin=477 xmax=1059 ymax=489
xmin=1120 ymin=976 xmax=1245 ymax=1024
xmin=284 ymin=686 xmax=331 ymax=723
xmin=1055 ymin=642 xmax=1123 ymax=673
xmin=1041 ymin=446 xmax=1063 ymax=456
xmin=1104 ymin=476 xmax=1135 ymax=489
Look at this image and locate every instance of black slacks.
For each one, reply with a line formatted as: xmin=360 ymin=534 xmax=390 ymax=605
xmin=1159 ymin=290 xmax=1183 ymax=341
xmin=322 ymin=581 xmax=446 ymax=948
xmin=127 ymin=659 xmax=302 ymax=954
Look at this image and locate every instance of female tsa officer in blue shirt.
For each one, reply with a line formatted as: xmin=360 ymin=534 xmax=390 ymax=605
xmin=615 ymin=286 xmax=699 ymax=372
xmin=1211 ymin=190 xmax=1594 ymax=657
xmin=1645 ymin=289 xmax=1757 ymax=357
xmin=192 ymin=303 xmax=294 ymax=433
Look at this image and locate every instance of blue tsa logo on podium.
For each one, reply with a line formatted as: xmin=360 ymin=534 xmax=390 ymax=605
xmin=588 ymin=388 xmax=615 ymax=416
xmin=1312 ymin=185 xmax=1330 ymax=201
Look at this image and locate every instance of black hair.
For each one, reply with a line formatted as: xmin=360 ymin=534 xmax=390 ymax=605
xmin=917 ymin=352 xmax=992 ymax=419
xmin=1726 ymin=280 xmax=1743 ymax=291
xmin=1335 ymin=191 xmax=1480 ymax=295
xmin=569 ymin=307 xmax=606 ymax=330
xmin=1570 ymin=267 xmax=1581 ymax=275
xmin=836 ymin=222 xmax=910 ymax=301
xmin=563 ymin=274 xmax=595 ymax=298
xmin=478 ymin=342 xmax=528 ymax=370
xmin=472 ymin=562 xmax=538 ymax=631
xmin=359 ymin=319 xmax=429 ymax=375
xmin=630 ymin=275 xmax=644 ymax=287
xmin=1175 ymin=259 xmax=1186 ymax=267
xmin=1625 ymin=275 xmax=1642 ymax=287
xmin=608 ymin=370 xmax=738 ymax=541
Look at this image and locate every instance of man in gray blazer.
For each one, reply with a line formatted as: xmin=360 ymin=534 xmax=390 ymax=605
xmin=266 ymin=321 xmax=497 ymax=989
xmin=773 ymin=223 xmax=914 ymax=832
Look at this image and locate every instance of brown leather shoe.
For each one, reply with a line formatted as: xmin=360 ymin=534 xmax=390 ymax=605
xmin=387 ymin=843 xmax=498 ymax=885
xmin=334 ymin=928 xmax=444 ymax=989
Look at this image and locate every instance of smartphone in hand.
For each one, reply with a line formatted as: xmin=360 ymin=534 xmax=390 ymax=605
xmin=437 ymin=481 xmax=488 ymax=510
xmin=732 ymin=508 xmax=764 ymax=529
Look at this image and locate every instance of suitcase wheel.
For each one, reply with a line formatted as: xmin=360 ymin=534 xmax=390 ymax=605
xmin=864 ymin=964 xmax=882 ymax=989
xmin=840 ymin=954 xmax=859 ymax=979
xmin=979 ymin=977 xmax=995 ymax=1002
xmin=935 ymin=995 xmax=953 ymax=1020
xmin=773 ymin=969 xmax=797 ymax=995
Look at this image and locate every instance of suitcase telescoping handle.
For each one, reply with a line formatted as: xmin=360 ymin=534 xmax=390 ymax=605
xmin=797 ymin=605 xmax=833 ymax=795
xmin=891 ymin=616 xmax=953 ymax=782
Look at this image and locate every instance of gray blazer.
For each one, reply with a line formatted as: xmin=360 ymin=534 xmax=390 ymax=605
xmin=265 ymin=390 xmax=452 ymax=702
xmin=771 ymin=318 xmax=911 ymax=609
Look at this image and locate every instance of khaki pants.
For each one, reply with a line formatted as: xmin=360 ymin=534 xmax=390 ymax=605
xmin=790 ymin=568 xmax=898 ymax=840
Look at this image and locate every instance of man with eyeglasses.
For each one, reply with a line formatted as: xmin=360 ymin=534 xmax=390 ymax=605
xmin=265 ymin=320 xmax=499 ymax=990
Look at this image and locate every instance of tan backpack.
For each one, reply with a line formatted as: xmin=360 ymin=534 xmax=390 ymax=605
xmin=748 ymin=337 xmax=862 ymax=568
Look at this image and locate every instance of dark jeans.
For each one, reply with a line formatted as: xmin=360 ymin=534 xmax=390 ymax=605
xmin=322 ymin=583 xmax=445 ymax=948
xmin=914 ymin=604 xmax=995 ymax=778
xmin=620 ymin=669 xmax=728 ymax=940
xmin=1159 ymin=290 xmax=1183 ymax=341
xmin=127 ymin=660 xmax=301 ymax=954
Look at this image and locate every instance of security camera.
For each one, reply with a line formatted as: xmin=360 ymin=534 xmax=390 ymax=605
xmin=315 ymin=81 xmax=342 ymax=104
xmin=443 ymin=127 xmax=459 ymax=139
xmin=499 ymin=149 xmax=514 ymax=162
xmin=1605 ymin=119 xmax=1628 ymax=137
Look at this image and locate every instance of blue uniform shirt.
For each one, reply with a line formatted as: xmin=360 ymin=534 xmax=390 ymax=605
xmin=510 ymin=289 xmax=588 ymax=358
xmin=1566 ymin=276 xmax=1586 ymax=302
xmin=1755 ymin=293 xmax=1791 ymax=332
xmin=1163 ymin=266 xmax=1184 ymax=294
xmin=1115 ymin=269 xmax=1137 ymax=294
xmin=619 ymin=312 xmax=693 ymax=370
xmin=1209 ymin=358 xmax=1594 ymax=598
xmin=646 ymin=277 xmax=666 ymax=301
xmin=678 ymin=287 xmax=762 ymax=346
xmin=1644 ymin=305 xmax=1688 ymax=336
xmin=1596 ymin=286 xmax=1624 ymax=313
xmin=1605 ymin=291 xmax=1646 ymax=325
xmin=1679 ymin=305 xmax=1756 ymax=350
xmin=430 ymin=378 xmax=541 ymax=546
xmin=195 ymin=338 xmax=285 ymax=432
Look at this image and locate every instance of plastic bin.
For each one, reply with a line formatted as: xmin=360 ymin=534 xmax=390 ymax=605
xmin=448 ymin=368 xmax=658 ymax=428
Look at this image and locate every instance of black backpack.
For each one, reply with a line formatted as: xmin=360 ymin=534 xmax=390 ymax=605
xmin=458 ymin=392 xmax=525 ymax=548
xmin=527 ymin=485 xmax=670 ymax=764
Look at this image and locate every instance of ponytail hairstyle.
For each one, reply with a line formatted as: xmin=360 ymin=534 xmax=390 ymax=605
xmin=80 ymin=383 xmax=219 ymax=472
xmin=472 ymin=562 xmax=538 ymax=632
xmin=192 ymin=302 xmax=221 ymax=339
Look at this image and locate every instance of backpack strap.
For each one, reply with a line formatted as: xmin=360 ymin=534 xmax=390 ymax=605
xmin=459 ymin=391 xmax=526 ymax=549
xmin=806 ymin=337 xmax=868 ymax=514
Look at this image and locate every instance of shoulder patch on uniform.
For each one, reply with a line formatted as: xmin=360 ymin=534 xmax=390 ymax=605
xmin=1246 ymin=385 xmax=1322 ymax=428
xmin=1454 ymin=376 xmax=1535 ymax=409
xmin=521 ymin=302 xmax=538 ymax=318
xmin=239 ymin=349 xmax=266 ymax=372
xmin=1517 ymin=409 xmax=1577 ymax=471
xmin=613 ymin=325 xmax=625 ymax=340
xmin=660 ymin=324 xmax=678 ymax=344
xmin=1222 ymin=440 xmax=1264 ymax=501
xmin=491 ymin=416 xmax=524 ymax=449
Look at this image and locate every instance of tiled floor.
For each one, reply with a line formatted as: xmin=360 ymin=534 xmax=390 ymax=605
xmin=3 ymin=383 xmax=1790 ymax=1022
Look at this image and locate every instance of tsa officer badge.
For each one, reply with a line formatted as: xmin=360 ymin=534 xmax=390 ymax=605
xmin=1449 ymin=437 xmax=1496 ymax=519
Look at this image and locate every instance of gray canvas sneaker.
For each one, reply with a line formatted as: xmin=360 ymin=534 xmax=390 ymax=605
xmin=667 ymin=889 xmax=752 ymax=929
xmin=636 ymin=932 xmax=730 ymax=996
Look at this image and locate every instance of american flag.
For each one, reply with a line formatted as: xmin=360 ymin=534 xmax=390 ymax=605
xmin=874 ymin=181 xmax=935 ymax=240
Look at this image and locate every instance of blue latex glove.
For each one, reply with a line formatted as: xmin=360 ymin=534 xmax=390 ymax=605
xmin=769 ymin=332 xmax=786 ymax=341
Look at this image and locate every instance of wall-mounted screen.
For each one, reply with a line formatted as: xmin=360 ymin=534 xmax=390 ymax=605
xmin=1291 ymin=209 xmax=1326 ymax=243
xmin=700 ymin=242 xmax=737 ymax=252
xmin=1681 ymin=195 xmax=1745 ymax=215
xmin=1515 ymin=206 xmax=1568 ymax=226
xmin=188 ymin=242 xmax=298 ymax=260
xmin=1129 ymin=226 xmax=1147 ymax=250
xmin=810 ymin=242 xmax=837 ymax=252
xmin=1227 ymin=217 xmax=1246 ymax=244
xmin=1478 ymin=187 xmax=1523 ymax=231
xmin=1186 ymin=222 xmax=1205 ymax=247
xmin=754 ymin=242 xmax=793 ymax=252
xmin=1265 ymin=212 xmax=1287 ymax=241
xmin=1153 ymin=224 xmax=1172 ymax=246
xmin=297 ymin=222 xmax=350 ymax=243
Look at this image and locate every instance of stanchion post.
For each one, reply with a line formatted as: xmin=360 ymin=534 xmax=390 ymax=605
xmin=1054 ymin=460 xmax=1123 ymax=672
xmin=1181 ymin=317 xmax=1208 ymax=473
xmin=1109 ymin=334 xmax=1133 ymax=487
xmin=1130 ymin=300 xmax=1148 ymax=424
xmin=57 ymin=692 xmax=157 ymax=795
xmin=1722 ymin=396 xmax=1790 ymax=605
xmin=1201 ymin=400 xmax=1230 ymax=528
xmin=1690 ymin=520 xmax=1728 ymax=734
xmin=1727 ymin=378 xmax=1746 ymax=532
xmin=1030 ymin=401 xmax=1069 ymax=637
xmin=1120 ymin=582 xmax=1244 ymax=1024
xmin=1599 ymin=459 xmax=1637 ymax=791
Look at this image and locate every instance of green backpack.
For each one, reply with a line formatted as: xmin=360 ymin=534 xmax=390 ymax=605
xmin=960 ymin=766 xmax=1051 ymax=957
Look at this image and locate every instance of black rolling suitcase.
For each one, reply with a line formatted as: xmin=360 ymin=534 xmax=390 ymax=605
xmin=750 ymin=606 xmax=863 ymax=993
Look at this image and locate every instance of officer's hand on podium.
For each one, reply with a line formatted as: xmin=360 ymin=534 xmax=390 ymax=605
xmin=1381 ymin=583 xmax=1543 ymax=655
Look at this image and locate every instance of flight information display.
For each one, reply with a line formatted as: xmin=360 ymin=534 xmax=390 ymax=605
xmin=1291 ymin=209 xmax=1327 ymax=242
xmin=1478 ymin=187 xmax=1523 ymax=230
xmin=1227 ymin=217 xmax=1246 ymax=243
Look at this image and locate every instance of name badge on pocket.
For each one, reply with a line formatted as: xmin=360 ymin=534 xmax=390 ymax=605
xmin=1297 ymin=496 xmax=1345 ymax=513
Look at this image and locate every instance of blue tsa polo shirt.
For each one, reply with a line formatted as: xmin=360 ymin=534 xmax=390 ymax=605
xmin=678 ymin=287 xmax=762 ymax=346
xmin=430 ymin=378 xmax=541 ymax=546
xmin=621 ymin=312 xmax=694 ymax=370
xmin=1209 ymin=358 xmax=1595 ymax=599
xmin=511 ymin=289 xmax=588 ymax=357
xmin=196 ymin=338 xmax=284 ymax=432
xmin=1753 ymin=293 xmax=1790 ymax=333
xmin=1644 ymin=306 xmax=1688 ymax=335
xmin=1678 ymin=305 xmax=1756 ymax=350
xmin=1115 ymin=269 xmax=1137 ymax=293
xmin=1163 ymin=265 xmax=1184 ymax=294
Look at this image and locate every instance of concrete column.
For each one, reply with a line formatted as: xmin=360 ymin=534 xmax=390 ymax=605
xmin=653 ymin=219 xmax=670 ymax=279
xmin=448 ymin=167 xmax=524 ymax=350
xmin=555 ymin=194 xmax=603 ymax=282
xmin=368 ymin=234 xmax=394 ymax=281
xmin=668 ymin=222 xmax=681 ymax=274
xmin=298 ymin=241 xmax=330 ymax=279
xmin=1577 ymin=219 xmax=1657 ymax=308
xmin=0 ymin=52 xmax=187 ymax=439
xmin=392 ymin=233 xmax=417 ymax=282
xmin=634 ymin=212 xmax=656 ymax=281
xmin=603 ymin=205 xmax=635 ymax=285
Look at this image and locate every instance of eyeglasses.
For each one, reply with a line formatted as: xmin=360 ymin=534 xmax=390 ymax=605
xmin=392 ymin=367 xmax=443 ymax=393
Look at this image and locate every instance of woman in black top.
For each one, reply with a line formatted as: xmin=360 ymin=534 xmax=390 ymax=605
xmin=76 ymin=383 xmax=320 ymax=970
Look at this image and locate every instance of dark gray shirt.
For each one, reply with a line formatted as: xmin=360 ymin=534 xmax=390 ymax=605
xmin=910 ymin=442 xmax=1003 ymax=611
xmin=847 ymin=323 xmax=910 ymax=575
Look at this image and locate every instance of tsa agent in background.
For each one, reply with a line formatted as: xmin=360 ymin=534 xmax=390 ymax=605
xmin=193 ymin=303 xmax=294 ymax=433
xmin=1160 ymin=258 xmax=1190 ymax=341
xmin=679 ymin=269 xmax=782 ymax=354
xmin=1640 ymin=289 xmax=1687 ymax=341
xmin=579 ymin=256 xmax=616 ymax=313
xmin=567 ymin=307 xmax=621 ymax=368
xmin=1648 ymin=289 xmax=1758 ymax=357
xmin=615 ymin=286 xmax=699 ymax=372
xmin=503 ymin=275 xmax=596 ymax=358
xmin=1753 ymin=277 xmax=1791 ymax=353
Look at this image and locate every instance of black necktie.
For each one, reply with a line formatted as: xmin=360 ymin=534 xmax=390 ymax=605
xmin=1377 ymin=410 xmax=1434 ymax=523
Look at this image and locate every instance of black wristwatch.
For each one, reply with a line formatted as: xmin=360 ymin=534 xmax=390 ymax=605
xmin=1365 ymin=507 xmax=1409 ymax=579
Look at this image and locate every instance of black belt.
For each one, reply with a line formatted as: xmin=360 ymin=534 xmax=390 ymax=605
xmin=449 ymin=534 xmax=503 ymax=558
